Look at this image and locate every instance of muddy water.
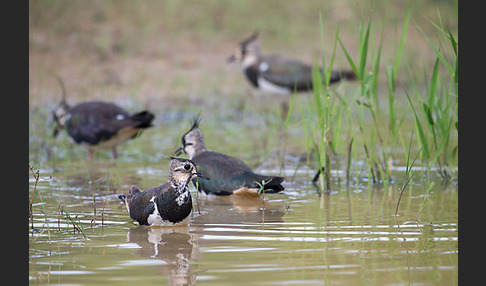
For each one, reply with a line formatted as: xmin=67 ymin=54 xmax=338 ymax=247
xmin=29 ymin=160 xmax=457 ymax=285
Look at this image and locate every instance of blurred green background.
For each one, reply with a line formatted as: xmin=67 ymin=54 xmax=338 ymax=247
xmin=29 ymin=0 xmax=457 ymax=108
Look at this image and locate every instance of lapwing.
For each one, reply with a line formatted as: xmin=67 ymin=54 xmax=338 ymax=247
xmin=51 ymin=74 xmax=154 ymax=160
xmin=174 ymin=116 xmax=285 ymax=196
xmin=119 ymin=157 xmax=209 ymax=226
xmin=227 ymin=31 xmax=357 ymax=95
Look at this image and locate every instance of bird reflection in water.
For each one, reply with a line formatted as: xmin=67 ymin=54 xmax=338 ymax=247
xmin=192 ymin=192 xmax=287 ymax=224
xmin=125 ymin=192 xmax=288 ymax=285
xmin=126 ymin=226 xmax=196 ymax=286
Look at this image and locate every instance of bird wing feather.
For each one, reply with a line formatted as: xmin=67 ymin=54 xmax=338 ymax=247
xmin=259 ymin=55 xmax=315 ymax=90
xmin=66 ymin=101 xmax=147 ymax=144
xmin=192 ymin=151 xmax=284 ymax=194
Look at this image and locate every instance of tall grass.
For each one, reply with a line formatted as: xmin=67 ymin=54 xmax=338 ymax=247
xmin=408 ymin=14 xmax=458 ymax=180
xmin=303 ymin=2 xmax=457 ymax=194
xmin=301 ymin=13 xmax=345 ymax=193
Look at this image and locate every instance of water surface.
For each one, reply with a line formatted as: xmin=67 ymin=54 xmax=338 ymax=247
xmin=29 ymin=160 xmax=457 ymax=285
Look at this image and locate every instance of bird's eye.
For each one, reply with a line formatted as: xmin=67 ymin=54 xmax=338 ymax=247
xmin=182 ymin=137 xmax=193 ymax=147
xmin=184 ymin=164 xmax=191 ymax=170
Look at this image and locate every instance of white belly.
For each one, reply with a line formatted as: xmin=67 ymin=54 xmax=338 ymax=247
xmin=147 ymin=213 xmax=191 ymax=226
xmin=257 ymin=77 xmax=292 ymax=95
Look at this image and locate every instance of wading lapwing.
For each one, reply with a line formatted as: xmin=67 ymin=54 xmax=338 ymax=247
xmin=52 ymin=100 xmax=154 ymax=160
xmin=227 ymin=31 xmax=357 ymax=95
xmin=51 ymin=74 xmax=154 ymax=160
xmin=119 ymin=157 xmax=209 ymax=226
xmin=174 ymin=116 xmax=285 ymax=196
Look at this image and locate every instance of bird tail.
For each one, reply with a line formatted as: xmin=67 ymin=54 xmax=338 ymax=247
xmin=131 ymin=111 xmax=155 ymax=128
xmin=329 ymin=70 xmax=358 ymax=83
xmin=254 ymin=175 xmax=285 ymax=193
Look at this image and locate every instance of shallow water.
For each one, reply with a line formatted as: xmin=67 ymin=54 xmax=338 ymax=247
xmin=29 ymin=1 xmax=458 ymax=284
xmin=29 ymin=158 xmax=457 ymax=285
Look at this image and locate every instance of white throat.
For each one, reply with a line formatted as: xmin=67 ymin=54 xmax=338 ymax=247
xmin=241 ymin=53 xmax=259 ymax=70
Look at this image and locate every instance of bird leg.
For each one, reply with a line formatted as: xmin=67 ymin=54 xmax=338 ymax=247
xmin=112 ymin=148 xmax=118 ymax=159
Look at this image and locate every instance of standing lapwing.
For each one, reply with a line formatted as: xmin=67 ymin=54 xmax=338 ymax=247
xmin=174 ymin=116 xmax=285 ymax=196
xmin=51 ymin=75 xmax=154 ymax=160
xmin=119 ymin=157 xmax=209 ymax=226
xmin=227 ymin=31 xmax=357 ymax=95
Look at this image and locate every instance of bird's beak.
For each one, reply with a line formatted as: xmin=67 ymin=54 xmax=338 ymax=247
xmin=174 ymin=146 xmax=183 ymax=156
xmin=195 ymin=171 xmax=210 ymax=180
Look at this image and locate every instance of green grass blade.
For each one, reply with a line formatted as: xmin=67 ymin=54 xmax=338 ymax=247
xmin=393 ymin=2 xmax=411 ymax=77
xmin=416 ymin=23 xmax=453 ymax=76
xmin=371 ymin=21 xmax=384 ymax=98
xmin=422 ymin=103 xmax=435 ymax=127
xmin=338 ymin=38 xmax=359 ymax=79
xmin=448 ymin=30 xmax=458 ymax=84
xmin=386 ymin=66 xmax=396 ymax=134
xmin=327 ymin=24 xmax=340 ymax=86
xmin=431 ymin=118 xmax=452 ymax=164
xmin=448 ymin=29 xmax=457 ymax=56
xmin=318 ymin=12 xmax=328 ymax=85
xmin=312 ymin=60 xmax=324 ymax=115
xmin=358 ymin=20 xmax=371 ymax=79
xmin=405 ymin=90 xmax=429 ymax=160
xmin=427 ymin=57 xmax=440 ymax=105
xmin=284 ymin=92 xmax=295 ymax=127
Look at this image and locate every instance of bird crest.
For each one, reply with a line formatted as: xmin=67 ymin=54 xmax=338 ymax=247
xmin=190 ymin=113 xmax=202 ymax=131
xmin=240 ymin=30 xmax=260 ymax=50
xmin=51 ymin=72 xmax=70 ymax=137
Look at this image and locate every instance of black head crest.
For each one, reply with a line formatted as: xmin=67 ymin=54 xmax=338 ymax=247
xmin=190 ymin=113 xmax=202 ymax=131
xmin=240 ymin=31 xmax=259 ymax=48
xmin=49 ymin=71 xmax=68 ymax=104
